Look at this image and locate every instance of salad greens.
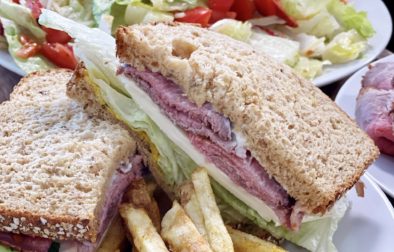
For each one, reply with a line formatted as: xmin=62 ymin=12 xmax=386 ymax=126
xmin=2 ymin=19 xmax=53 ymax=73
xmin=0 ymin=245 xmax=13 ymax=252
xmin=46 ymin=0 xmax=96 ymax=27
xmin=39 ymin=10 xmax=349 ymax=252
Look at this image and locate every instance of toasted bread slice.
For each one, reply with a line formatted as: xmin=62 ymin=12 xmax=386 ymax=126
xmin=0 ymin=69 xmax=136 ymax=242
xmin=115 ymin=23 xmax=379 ymax=214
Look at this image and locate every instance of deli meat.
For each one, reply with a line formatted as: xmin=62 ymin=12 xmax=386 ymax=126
xmin=0 ymin=232 xmax=52 ymax=252
xmin=356 ymin=88 xmax=394 ymax=155
xmin=356 ymin=62 xmax=394 ymax=155
xmin=120 ymin=65 xmax=302 ymax=229
xmin=362 ymin=62 xmax=394 ymax=90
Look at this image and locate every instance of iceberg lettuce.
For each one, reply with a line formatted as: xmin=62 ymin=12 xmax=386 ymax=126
xmin=322 ymin=29 xmax=367 ymax=64
xmin=46 ymin=0 xmax=96 ymax=27
xmin=327 ymin=0 xmax=375 ymax=39
xmin=39 ymin=10 xmax=349 ymax=252
xmin=209 ymin=19 xmax=252 ymax=42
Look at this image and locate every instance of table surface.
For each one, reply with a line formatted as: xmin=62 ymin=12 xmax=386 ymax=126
xmin=1 ymin=60 xmax=393 ymax=208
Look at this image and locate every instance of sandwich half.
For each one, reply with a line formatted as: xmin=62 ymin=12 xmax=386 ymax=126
xmin=39 ymin=10 xmax=379 ymax=251
xmin=0 ymin=69 xmax=143 ymax=251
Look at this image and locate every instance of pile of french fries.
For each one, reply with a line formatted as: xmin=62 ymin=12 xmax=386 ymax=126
xmin=103 ymin=167 xmax=286 ymax=252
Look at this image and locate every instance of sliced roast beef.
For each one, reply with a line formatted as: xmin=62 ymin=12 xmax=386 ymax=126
xmin=0 ymin=232 xmax=52 ymax=252
xmin=356 ymin=88 xmax=394 ymax=155
xmin=120 ymin=65 xmax=301 ymax=229
xmin=362 ymin=62 xmax=394 ymax=90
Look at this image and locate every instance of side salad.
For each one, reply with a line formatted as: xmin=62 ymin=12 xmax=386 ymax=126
xmin=0 ymin=0 xmax=375 ymax=79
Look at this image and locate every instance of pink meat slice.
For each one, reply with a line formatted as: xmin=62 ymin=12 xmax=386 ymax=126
xmin=362 ymin=62 xmax=394 ymax=90
xmin=356 ymin=88 xmax=394 ymax=155
xmin=120 ymin=65 xmax=301 ymax=229
xmin=0 ymin=232 xmax=52 ymax=252
xmin=0 ymin=155 xmax=145 ymax=251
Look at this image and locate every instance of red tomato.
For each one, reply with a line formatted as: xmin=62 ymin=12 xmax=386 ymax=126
xmin=231 ymin=0 xmax=256 ymax=21
xmin=209 ymin=10 xmax=237 ymax=24
xmin=12 ymin=0 xmax=20 ymax=3
xmin=175 ymin=7 xmax=213 ymax=27
xmin=254 ymin=0 xmax=297 ymax=27
xmin=208 ymin=0 xmax=234 ymax=12
xmin=25 ymin=0 xmax=43 ymax=19
xmin=16 ymin=34 xmax=41 ymax=58
xmin=41 ymin=26 xmax=72 ymax=44
xmin=41 ymin=42 xmax=77 ymax=69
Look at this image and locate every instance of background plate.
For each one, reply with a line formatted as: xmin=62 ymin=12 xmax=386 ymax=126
xmin=335 ymin=54 xmax=394 ymax=198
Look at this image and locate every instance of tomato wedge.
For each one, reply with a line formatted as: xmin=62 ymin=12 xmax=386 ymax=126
xmin=254 ymin=0 xmax=297 ymax=27
xmin=25 ymin=0 xmax=43 ymax=19
xmin=207 ymin=0 xmax=234 ymax=12
xmin=41 ymin=26 xmax=72 ymax=44
xmin=231 ymin=0 xmax=256 ymax=21
xmin=16 ymin=34 xmax=41 ymax=59
xmin=41 ymin=42 xmax=77 ymax=69
xmin=209 ymin=11 xmax=237 ymax=24
xmin=175 ymin=7 xmax=213 ymax=27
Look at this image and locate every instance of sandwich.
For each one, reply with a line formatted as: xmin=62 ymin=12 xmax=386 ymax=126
xmin=0 ymin=69 xmax=144 ymax=251
xmin=39 ymin=10 xmax=379 ymax=251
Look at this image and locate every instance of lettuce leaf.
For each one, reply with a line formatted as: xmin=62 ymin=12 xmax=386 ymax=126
xmin=322 ymin=29 xmax=367 ymax=64
xmin=327 ymin=0 xmax=374 ymax=39
xmin=209 ymin=19 xmax=252 ymax=42
xmin=0 ymin=0 xmax=45 ymax=41
xmin=2 ymin=20 xmax=53 ymax=74
xmin=294 ymin=56 xmax=330 ymax=80
xmin=292 ymin=10 xmax=340 ymax=38
xmin=46 ymin=0 xmax=96 ymax=27
xmin=39 ymin=10 xmax=348 ymax=252
xmin=92 ymin=0 xmax=115 ymax=25
xmin=249 ymin=28 xmax=300 ymax=66
xmin=0 ymin=245 xmax=13 ymax=252
xmin=281 ymin=0 xmax=329 ymax=20
xmin=110 ymin=0 xmax=173 ymax=33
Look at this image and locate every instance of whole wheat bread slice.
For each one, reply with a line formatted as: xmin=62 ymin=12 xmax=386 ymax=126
xmin=115 ymin=23 xmax=379 ymax=214
xmin=0 ymin=69 xmax=136 ymax=242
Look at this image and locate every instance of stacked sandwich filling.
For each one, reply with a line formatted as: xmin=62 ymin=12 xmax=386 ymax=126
xmin=119 ymin=65 xmax=304 ymax=229
xmin=0 ymin=155 xmax=145 ymax=252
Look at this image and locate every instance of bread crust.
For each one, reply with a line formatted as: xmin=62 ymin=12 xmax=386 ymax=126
xmin=115 ymin=23 xmax=379 ymax=214
xmin=0 ymin=69 xmax=136 ymax=242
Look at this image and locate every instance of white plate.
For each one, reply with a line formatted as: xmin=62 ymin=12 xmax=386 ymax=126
xmin=0 ymin=49 xmax=25 ymax=76
xmin=313 ymin=0 xmax=392 ymax=87
xmin=286 ymin=174 xmax=394 ymax=251
xmin=336 ymin=54 xmax=394 ymax=198
xmin=0 ymin=0 xmax=392 ymax=85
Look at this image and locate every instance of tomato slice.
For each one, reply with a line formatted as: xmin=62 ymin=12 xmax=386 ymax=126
xmin=175 ymin=7 xmax=213 ymax=27
xmin=210 ymin=10 xmax=237 ymax=24
xmin=16 ymin=34 xmax=41 ymax=59
xmin=254 ymin=0 xmax=297 ymax=27
xmin=41 ymin=42 xmax=77 ymax=69
xmin=41 ymin=26 xmax=72 ymax=44
xmin=25 ymin=0 xmax=43 ymax=19
xmin=231 ymin=0 xmax=256 ymax=21
xmin=207 ymin=0 xmax=234 ymax=12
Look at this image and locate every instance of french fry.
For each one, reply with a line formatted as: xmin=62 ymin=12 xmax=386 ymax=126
xmin=124 ymin=178 xmax=161 ymax=231
xmin=97 ymin=215 xmax=128 ymax=252
xmin=191 ymin=168 xmax=234 ymax=252
xmin=161 ymin=201 xmax=212 ymax=252
xmin=119 ymin=203 xmax=169 ymax=252
xmin=227 ymin=226 xmax=287 ymax=252
xmin=179 ymin=182 xmax=208 ymax=241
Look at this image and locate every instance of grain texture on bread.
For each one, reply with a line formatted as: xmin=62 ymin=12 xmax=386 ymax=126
xmin=116 ymin=23 xmax=379 ymax=214
xmin=0 ymin=69 xmax=136 ymax=242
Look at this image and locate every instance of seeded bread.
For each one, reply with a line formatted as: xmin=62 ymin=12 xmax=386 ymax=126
xmin=0 ymin=69 xmax=136 ymax=242
xmin=116 ymin=23 xmax=379 ymax=214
